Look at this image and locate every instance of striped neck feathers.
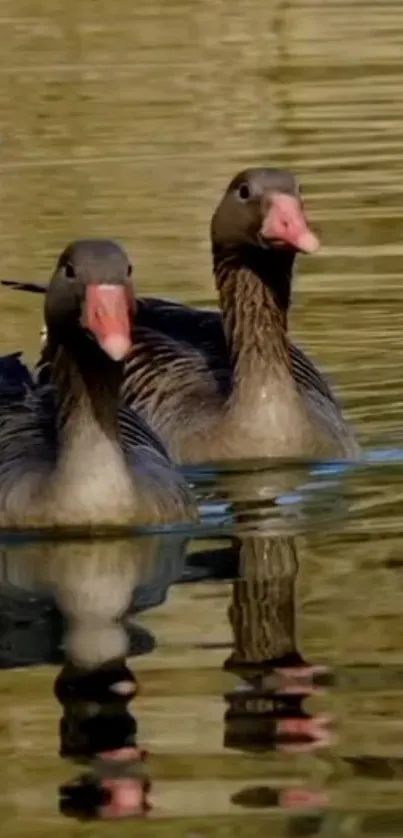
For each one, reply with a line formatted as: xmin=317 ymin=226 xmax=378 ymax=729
xmin=46 ymin=327 xmax=123 ymax=438
xmin=213 ymin=244 xmax=295 ymax=379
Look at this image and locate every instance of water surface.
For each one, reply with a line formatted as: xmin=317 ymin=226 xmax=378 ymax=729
xmin=0 ymin=0 xmax=403 ymax=835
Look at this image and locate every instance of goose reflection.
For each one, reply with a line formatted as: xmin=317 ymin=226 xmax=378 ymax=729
xmin=1 ymin=529 xmax=398 ymax=825
xmin=0 ymin=532 xmax=187 ymax=820
xmin=56 ymin=656 xmax=149 ymax=820
xmin=217 ymin=532 xmax=332 ymax=812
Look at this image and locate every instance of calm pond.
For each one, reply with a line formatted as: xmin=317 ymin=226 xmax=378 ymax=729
xmin=0 ymin=0 xmax=403 ymax=835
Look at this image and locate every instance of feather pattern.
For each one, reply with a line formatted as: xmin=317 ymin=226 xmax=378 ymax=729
xmin=0 ymin=243 xmax=197 ymax=530
xmin=35 ymin=290 xmax=358 ymax=464
xmin=1 ymin=169 xmax=359 ymax=464
xmin=0 ymin=348 xmax=196 ymax=530
xmin=12 ymin=283 xmax=358 ymax=463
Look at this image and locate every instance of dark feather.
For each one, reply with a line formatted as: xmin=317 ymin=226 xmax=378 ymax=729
xmin=0 ymin=352 xmax=36 ymax=404
xmin=10 ymin=347 xmax=172 ymax=468
xmin=0 ymin=279 xmax=47 ymax=294
xmin=118 ymin=404 xmax=172 ymax=462
xmin=0 ymin=382 xmax=58 ymax=510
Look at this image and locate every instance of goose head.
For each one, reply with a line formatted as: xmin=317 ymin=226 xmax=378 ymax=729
xmin=211 ymin=168 xmax=320 ymax=257
xmin=45 ymin=239 xmax=135 ymax=362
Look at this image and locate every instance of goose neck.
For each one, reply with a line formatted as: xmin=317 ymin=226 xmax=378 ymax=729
xmin=213 ymin=245 xmax=295 ymax=380
xmin=47 ymin=329 xmax=123 ymax=438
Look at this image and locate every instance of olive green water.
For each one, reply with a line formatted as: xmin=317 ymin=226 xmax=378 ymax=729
xmin=1 ymin=0 xmax=403 ymax=834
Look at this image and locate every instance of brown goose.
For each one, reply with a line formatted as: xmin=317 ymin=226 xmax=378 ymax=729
xmin=4 ymin=169 xmax=358 ymax=463
xmin=0 ymin=239 xmax=197 ymax=530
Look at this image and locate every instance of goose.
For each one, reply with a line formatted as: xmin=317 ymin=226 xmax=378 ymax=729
xmin=3 ymin=169 xmax=359 ymax=464
xmin=0 ymin=239 xmax=197 ymax=530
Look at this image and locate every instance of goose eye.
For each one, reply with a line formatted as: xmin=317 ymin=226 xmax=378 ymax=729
xmin=65 ymin=262 xmax=75 ymax=279
xmin=127 ymin=264 xmax=133 ymax=277
xmin=237 ymin=183 xmax=250 ymax=202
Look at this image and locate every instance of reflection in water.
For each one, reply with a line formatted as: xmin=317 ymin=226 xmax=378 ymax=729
xmin=221 ymin=534 xmax=331 ymax=821
xmin=0 ymin=529 xmax=403 ymax=829
xmin=0 ymin=529 xmax=333 ymax=823
xmin=0 ymin=533 xmax=188 ymax=821
xmin=56 ymin=656 xmax=149 ymax=820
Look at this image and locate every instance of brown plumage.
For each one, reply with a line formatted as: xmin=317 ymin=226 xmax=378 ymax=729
xmin=0 ymin=240 xmax=197 ymax=530
xmin=121 ymin=169 xmax=359 ymax=461
xmin=4 ymin=169 xmax=359 ymax=464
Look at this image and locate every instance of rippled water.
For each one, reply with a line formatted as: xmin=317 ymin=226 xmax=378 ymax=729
xmin=1 ymin=0 xmax=403 ymax=834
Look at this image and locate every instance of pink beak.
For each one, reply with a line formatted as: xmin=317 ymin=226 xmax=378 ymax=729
xmin=84 ymin=284 xmax=133 ymax=361
xmin=260 ymin=194 xmax=320 ymax=254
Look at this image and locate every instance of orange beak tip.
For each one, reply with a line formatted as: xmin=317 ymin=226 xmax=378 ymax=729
xmin=100 ymin=334 xmax=131 ymax=362
xmin=296 ymin=230 xmax=320 ymax=254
